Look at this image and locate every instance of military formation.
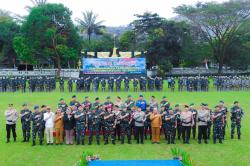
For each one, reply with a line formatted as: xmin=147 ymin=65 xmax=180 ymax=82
xmin=213 ymin=76 xmax=250 ymax=91
xmin=0 ymin=77 xmax=56 ymax=92
xmin=2 ymin=75 xmax=250 ymax=92
xmin=4 ymin=96 xmax=244 ymax=145
xmin=168 ymin=76 xmax=210 ymax=92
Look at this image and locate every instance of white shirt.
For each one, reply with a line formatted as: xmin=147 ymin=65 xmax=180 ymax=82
xmin=44 ymin=112 xmax=55 ymax=128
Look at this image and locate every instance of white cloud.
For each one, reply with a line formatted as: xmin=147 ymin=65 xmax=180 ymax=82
xmin=0 ymin=0 xmax=228 ymax=26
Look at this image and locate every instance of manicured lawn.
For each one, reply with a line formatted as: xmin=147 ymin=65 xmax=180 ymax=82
xmin=0 ymin=89 xmax=249 ymax=166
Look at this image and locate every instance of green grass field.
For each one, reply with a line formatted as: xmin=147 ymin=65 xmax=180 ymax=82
xmin=0 ymin=88 xmax=249 ymax=166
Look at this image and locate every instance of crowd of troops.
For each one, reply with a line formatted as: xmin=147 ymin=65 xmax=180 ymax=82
xmin=62 ymin=76 xmax=163 ymax=92
xmin=4 ymin=95 xmax=243 ymax=146
xmin=0 ymin=77 xmax=56 ymax=92
xmin=167 ymin=77 xmax=210 ymax=92
xmin=213 ymin=76 xmax=250 ymax=91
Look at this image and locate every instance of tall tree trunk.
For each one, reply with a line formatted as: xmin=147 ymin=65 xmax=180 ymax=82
xmin=218 ymin=61 xmax=223 ymax=74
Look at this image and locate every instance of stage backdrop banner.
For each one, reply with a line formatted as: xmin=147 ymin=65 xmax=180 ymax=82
xmin=82 ymin=58 xmax=146 ymax=75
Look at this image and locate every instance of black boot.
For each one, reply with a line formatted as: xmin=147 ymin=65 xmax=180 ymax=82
xmin=14 ymin=137 xmax=16 ymax=142
xmin=198 ymin=140 xmax=201 ymax=144
xmin=6 ymin=139 xmax=10 ymax=143
xmin=238 ymin=135 xmax=241 ymax=140
xmin=40 ymin=140 xmax=43 ymax=145
xmin=204 ymin=140 xmax=208 ymax=144
xmin=186 ymin=139 xmax=190 ymax=144
xmin=128 ymin=140 xmax=131 ymax=144
xmin=82 ymin=140 xmax=85 ymax=145
xmin=213 ymin=139 xmax=216 ymax=144
xmin=77 ymin=140 xmax=80 ymax=145
xmin=231 ymin=135 xmax=234 ymax=139
xmin=112 ymin=140 xmax=115 ymax=145
xmin=104 ymin=141 xmax=108 ymax=145
xmin=219 ymin=139 xmax=223 ymax=144
xmin=121 ymin=140 xmax=124 ymax=144
xmin=27 ymin=138 xmax=30 ymax=142
xmin=32 ymin=141 xmax=36 ymax=146
xmin=97 ymin=140 xmax=100 ymax=145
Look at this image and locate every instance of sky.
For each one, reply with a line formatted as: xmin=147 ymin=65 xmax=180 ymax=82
xmin=0 ymin=0 xmax=228 ymax=26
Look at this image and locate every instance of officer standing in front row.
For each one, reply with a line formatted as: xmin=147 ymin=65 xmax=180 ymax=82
xmin=120 ymin=105 xmax=132 ymax=144
xmin=74 ymin=105 xmax=87 ymax=145
xmin=212 ymin=105 xmax=224 ymax=144
xmin=20 ymin=104 xmax=32 ymax=142
xmin=230 ymin=101 xmax=244 ymax=140
xmin=31 ymin=106 xmax=44 ymax=146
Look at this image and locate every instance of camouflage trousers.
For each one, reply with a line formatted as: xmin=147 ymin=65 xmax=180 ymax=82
xmin=76 ymin=125 xmax=86 ymax=143
xmin=165 ymin=125 xmax=175 ymax=143
xmin=120 ymin=123 xmax=131 ymax=142
xmin=231 ymin=120 xmax=241 ymax=137
xmin=89 ymin=124 xmax=100 ymax=143
xmin=22 ymin=122 xmax=31 ymax=140
xmin=213 ymin=124 xmax=223 ymax=141
xmin=32 ymin=125 xmax=43 ymax=142
xmin=104 ymin=125 xmax=115 ymax=142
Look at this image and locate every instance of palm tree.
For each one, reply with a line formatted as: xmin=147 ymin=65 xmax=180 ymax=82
xmin=25 ymin=0 xmax=47 ymax=11
xmin=75 ymin=11 xmax=105 ymax=42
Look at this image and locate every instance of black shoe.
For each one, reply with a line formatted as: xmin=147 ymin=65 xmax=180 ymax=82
xmin=128 ymin=140 xmax=131 ymax=144
xmin=104 ymin=141 xmax=108 ymax=145
xmin=136 ymin=142 xmax=139 ymax=144
xmin=238 ymin=135 xmax=241 ymax=140
xmin=198 ymin=140 xmax=201 ymax=144
xmin=47 ymin=143 xmax=50 ymax=145
xmin=141 ymin=142 xmax=144 ymax=144
xmin=40 ymin=141 xmax=43 ymax=145
xmin=50 ymin=143 xmax=53 ymax=145
xmin=97 ymin=141 xmax=100 ymax=145
xmin=205 ymin=140 xmax=208 ymax=144
xmin=14 ymin=138 xmax=16 ymax=142
xmin=81 ymin=140 xmax=84 ymax=145
xmin=22 ymin=139 xmax=26 ymax=143
xmin=88 ymin=142 xmax=92 ymax=145
xmin=167 ymin=141 xmax=170 ymax=144
xmin=231 ymin=135 xmax=234 ymax=139
xmin=6 ymin=139 xmax=10 ymax=143
xmin=112 ymin=141 xmax=115 ymax=145
xmin=171 ymin=141 xmax=175 ymax=144
xmin=219 ymin=140 xmax=223 ymax=144
xmin=186 ymin=140 xmax=190 ymax=144
xmin=121 ymin=141 xmax=124 ymax=144
xmin=27 ymin=138 xmax=30 ymax=142
xmin=32 ymin=141 xmax=36 ymax=146
xmin=213 ymin=139 xmax=216 ymax=144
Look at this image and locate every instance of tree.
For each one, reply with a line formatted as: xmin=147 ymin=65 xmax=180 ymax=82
xmin=0 ymin=10 xmax=20 ymax=67
xmin=175 ymin=1 xmax=250 ymax=73
xmin=21 ymin=3 xmax=81 ymax=75
xmin=119 ymin=30 xmax=136 ymax=51
xmin=25 ymin=0 xmax=47 ymax=10
xmin=13 ymin=36 xmax=35 ymax=70
xmin=75 ymin=11 xmax=105 ymax=42
xmin=130 ymin=12 xmax=164 ymax=50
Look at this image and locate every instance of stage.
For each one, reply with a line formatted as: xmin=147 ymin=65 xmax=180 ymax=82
xmin=88 ymin=160 xmax=182 ymax=166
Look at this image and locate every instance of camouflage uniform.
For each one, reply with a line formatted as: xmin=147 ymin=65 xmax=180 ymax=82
xmin=120 ymin=109 xmax=131 ymax=144
xmin=88 ymin=110 xmax=101 ymax=145
xmin=31 ymin=111 xmax=44 ymax=145
xmin=212 ymin=111 xmax=224 ymax=144
xmin=75 ymin=110 xmax=87 ymax=145
xmin=165 ymin=114 xmax=176 ymax=144
xmin=104 ymin=112 xmax=115 ymax=144
xmin=20 ymin=109 xmax=32 ymax=142
xmin=230 ymin=106 xmax=244 ymax=139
